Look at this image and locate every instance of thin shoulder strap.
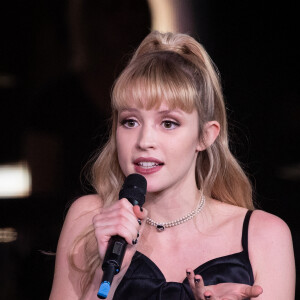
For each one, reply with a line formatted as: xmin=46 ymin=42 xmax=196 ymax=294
xmin=241 ymin=210 xmax=253 ymax=252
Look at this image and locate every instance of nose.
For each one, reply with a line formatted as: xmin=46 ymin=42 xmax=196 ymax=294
xmin=136 ymin=123 xmax=157 ymax=150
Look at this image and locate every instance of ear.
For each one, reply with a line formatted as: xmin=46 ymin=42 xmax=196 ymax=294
xmin=196 ymin=121 xmax=220 ymax=151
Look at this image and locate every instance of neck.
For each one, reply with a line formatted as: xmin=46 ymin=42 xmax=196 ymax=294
xmin=144 ymin=185 xmax=202 ymax=223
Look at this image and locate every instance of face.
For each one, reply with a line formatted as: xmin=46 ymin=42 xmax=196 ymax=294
xmin=116 ymin=102 xmax=202 ymax=194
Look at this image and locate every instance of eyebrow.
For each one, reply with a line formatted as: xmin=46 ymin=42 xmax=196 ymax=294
xmin=119 ymin=108 xmax=139 ymax=113
xmin=119 ymin=108 xmax=184 ymax=115
xmin=157 ymin=109 xmax=183 ymax=115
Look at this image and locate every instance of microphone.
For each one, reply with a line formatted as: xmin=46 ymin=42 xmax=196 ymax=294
xmin=97 ymin=173 xmax=147 ymax=299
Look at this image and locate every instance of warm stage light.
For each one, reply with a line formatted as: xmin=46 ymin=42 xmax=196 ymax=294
xmin=147 ymin=0 xmax=178 ymax=32
xmin=0 ymin=228 xmax=18 ymax=243
xmin=0 ymin=161 xmax=32 ymax=198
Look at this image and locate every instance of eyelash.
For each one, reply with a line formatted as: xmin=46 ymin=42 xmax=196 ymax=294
xmin=120 ymin=118 xmax=138 ymax=128
xmin=161 ymin=120 xmax=180 ymax=129
xmin=120 ymin=118 xmax=180 ymax=130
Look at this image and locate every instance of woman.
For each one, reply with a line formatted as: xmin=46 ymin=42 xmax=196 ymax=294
xmin=49 ymin=31 xmax=295 ymax=299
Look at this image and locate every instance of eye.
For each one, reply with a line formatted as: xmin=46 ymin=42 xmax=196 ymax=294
xmin=161 ymin=120 xmax=179 ymax=130
xmin=121 ymin=118 xmax=139 ymax=128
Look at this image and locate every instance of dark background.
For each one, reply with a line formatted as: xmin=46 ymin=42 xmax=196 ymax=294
xmin=0 ymin=1 xmax=298 ymax=299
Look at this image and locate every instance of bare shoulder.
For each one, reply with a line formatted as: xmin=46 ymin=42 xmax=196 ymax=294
xmin=248 ymin=210 xmax=295 ymax=289
xmin=49 ymin=194 xmax=103 ymax=299
xmin=68 ymin=194 xmax=103 ymax=214
xmin=67 ymin=194 xmax=103 ymax=222
xmin=248 ymin=209 xmax=294 ymax=259
xmin=60 ymin=194 xmax=103 ymax=244
xmin=208 ymin=198 xmax=249 ymax=222
xmin=249 ymin=209 xmax=293 ymax=244
xmin=55 ymin=194 xmax=103 ymax=253
xmin=248 ymin=211 xmax=296 ymax=297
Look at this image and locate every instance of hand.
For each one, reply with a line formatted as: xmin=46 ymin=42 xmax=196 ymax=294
xmin=186 ymin=269 xmax=263 ymax=300
xmin=92 ymin=198 xmax=147 ymax=265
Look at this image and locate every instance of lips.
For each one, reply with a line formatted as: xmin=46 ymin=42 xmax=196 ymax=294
xmin=137 ymin=162 xmax=160 ymax=168
xmin=133 ymin=157 xmax=164 ymax=174
xmin=134 ymin=157 xmax=164 ymax=166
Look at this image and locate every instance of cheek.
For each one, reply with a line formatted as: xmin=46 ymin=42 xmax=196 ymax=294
xmin=116 ymin=130 xmax=126 ymax=167
xmin=167 ymin=133 xmax=199 ymax=155
xmin=116 ymin=146 xmax=127 ymax=176
xmin=116 ymin=129 xmax=135 ymax=175
xmin=172 ymin=136 xmax=199 ymax=167
xmin=116 ymin=130 xmax=122 ymax=153
xmin=116 ymin=128 xmax=128 ymax=149
xmin=116 ymin=129 xmax=134 ymax=154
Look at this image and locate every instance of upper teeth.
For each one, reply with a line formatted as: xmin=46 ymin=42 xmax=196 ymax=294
xmin=138 ymin=162 xmax=159 ymax=168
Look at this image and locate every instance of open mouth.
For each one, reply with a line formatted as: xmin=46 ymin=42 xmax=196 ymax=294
xmin=134 ymin=158 xmax=164 ymax=173
xmin=137 ymin=162 xmax=163 ymax=168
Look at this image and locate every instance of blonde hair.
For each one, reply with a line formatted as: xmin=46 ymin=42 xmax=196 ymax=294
xmin=70 ymin=31 xmax=254 ymax=295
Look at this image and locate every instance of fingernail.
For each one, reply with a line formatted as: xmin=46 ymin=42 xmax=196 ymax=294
xmin=186 ymin=271 xmax=191 ymax=276
xmin=140 ymin=206 xmax=143 ymax=212
xmin=132 ymin=239 xmax=138 ymax=245
xmin=194 ymin=278 xmax=200 ymax=284
xmin=137 ymin=219 xmax=142 ymax=225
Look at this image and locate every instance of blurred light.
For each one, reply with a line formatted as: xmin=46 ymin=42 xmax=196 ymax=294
xmin=0 ymin=73 xmax=16 ymax=88
xmin=0 ymin=228 xmax=18 ymax=243
xmin=148 ymin=0 xmax=178 ymax=32
xmin=277 ymin=163 xmax=300 ymax=181
xmin=0 ymin=161 xmax=32 ymax=198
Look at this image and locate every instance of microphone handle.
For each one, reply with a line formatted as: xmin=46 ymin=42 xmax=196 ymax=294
xmin=97 ymin=173 xmax=147 ymax=299
xmin=97 ymin=236 xmax=127 ymax=299
xmin=102 ymin=235 xmax=127 ymax=274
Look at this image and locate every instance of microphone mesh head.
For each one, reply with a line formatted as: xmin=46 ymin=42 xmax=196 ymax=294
xmin=119 ymin=174 xmax=147 ymax=206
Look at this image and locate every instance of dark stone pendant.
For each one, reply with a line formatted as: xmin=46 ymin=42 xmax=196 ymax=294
xmin=156 ymin=224 xmax=165 ymax=232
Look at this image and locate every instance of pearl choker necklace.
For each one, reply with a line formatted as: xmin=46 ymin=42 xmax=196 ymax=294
xmin=146 ymin=195 xmax=206 ymax=232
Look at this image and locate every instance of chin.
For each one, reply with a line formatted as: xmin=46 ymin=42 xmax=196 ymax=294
xmin=145 ymin=181 xmax=167 ymax=194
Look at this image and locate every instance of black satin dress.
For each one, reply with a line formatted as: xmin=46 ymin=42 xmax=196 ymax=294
xmin=113 ymin=210 xmax=254 ymax=299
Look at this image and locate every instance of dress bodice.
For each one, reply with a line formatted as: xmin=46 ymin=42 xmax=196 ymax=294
xmin=113 ymin=210 xmax=254 ymax=299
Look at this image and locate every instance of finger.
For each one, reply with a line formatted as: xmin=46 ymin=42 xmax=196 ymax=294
xmin=93 ymin=201 xmax=135 ymax=228
xmin=132 ymin=205 xmax=148 ymax=243
xmin=186 ymin=269 xmax=205 ymax=300
xmin=95 ymin=221 xmax=138 ymax=246
xmin=203 ymin=290 xmax=213 ymax=300
xmin=186 ymin=268 xmax=195 ymax=288
xmin=102 ymin=198 xmax=134 ymax=214
xmin=96 ymin=199 xmax=140 ymax=227
xmin=243 ymin=285 xmax=263 ymax=297
xmin=194 ymin=274 xmax=205 ymax=298
xmin=93 ymin=207 xmax=141 ymax=246
xmin=94 ymin=211 xmax=139 ymax=240
xmin=96 ymin=207 xmax=139 ymax=229
xmin=133 ymin=205 xmax=148 ymax=220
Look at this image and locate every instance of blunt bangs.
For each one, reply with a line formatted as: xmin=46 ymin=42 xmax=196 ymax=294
xmin=112 ymin=51 xmax=199 ymax=113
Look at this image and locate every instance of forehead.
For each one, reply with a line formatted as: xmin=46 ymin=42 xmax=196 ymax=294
xmin=112 ymin=80 xmax=196 ymax=114
xmin=118 ymin=101 xmax=184 ymax=113
xmin=117 ymin=102 xmax=199 ymax=124
xmin=118 ymin=99 xmax=172 ymax=111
